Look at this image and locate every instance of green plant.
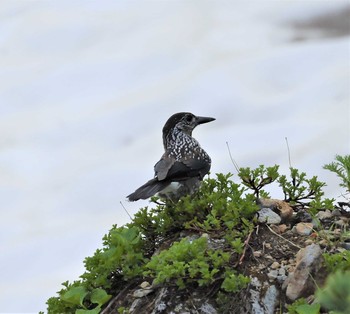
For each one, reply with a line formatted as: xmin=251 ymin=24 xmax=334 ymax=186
xmin=324 ymin=155 xmax=350 ymax=193
xmin=144 ymin=236 xmax=250 ymax=292
xmin=323 ymin=250 xmax=350 ymax=273
xmin=45 ymin=163 xmax=340 ymax=313
xmin=278 ymin=167 xmax=326 ymax=205
xmin=238 ymin=165 xmax=279 ymax=198
xmin=60 ymin=286 xmax=111 ymax=314
xmin=316 ymin=271 xmax=350 ymax=314
xmin=46 ymin=173 xmax=258 ymax=313
xmin=47 ymin=226 xmax=146 ymax=313
xmin=220 ymin=271 xmax=251 ymax=292
xmin=145 ymin=237 xmax=225 ymax=288
xmin=287 ymin=298 xmax=320 ymax=314
xmin=183 ymin=173 xmax=258 ymax=235
xmin=81 ymin=225 xmax=146 ymax=288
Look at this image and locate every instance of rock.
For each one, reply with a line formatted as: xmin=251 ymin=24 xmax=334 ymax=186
xmin=250 ymin=277 xmax=264 ymax=314
xmin=249 ymin=277 xmax=278 ymax=314
xmin=133 ymin=281 xmax=154 ymax=298
xmin=285 ymin=244 xmax=324 ymax=301
xmin=133 ymin=287 xmax=154 ymax=298
xmin=253 ymin=250 xmax=262 ymax=257
xmin=335 ymin=218 xmax=349 ymax=227
xmin=294 ymin=210 xmax=313 ymax=223
xmin=153 ymin=288 xmax=168 ymax=312
xmin=278 ymin=224 xmax=288 ymax=233
xmin=278 ymin=267 xmax=286 ymax=277
xmin=140 ymin=281 xmax=151 ymax=289
xmin=270 ymin=261 xmax=280 ymax=269
xmin=263 ymin=285 xmax=279 ymax=314
xmin=258 ymin=198 xmax=294 ymax=221
xmin=250 ymin=277 xmax=266 ymax=313
xmin=316 ymin=210 xmax=332 ymax=220
xmin=258 ymin=264 xmax=266 ymax=270
xmin=258 ymin=208 xmax=281 ymax=224
xmin=293 ymin=222 xmax=313 ymax=236
xmin=200 ymin=302 xmax=217 ymax=314
xmin=331 ymin=208 xmax=342 ymax=217
xmin=277 ymin=267 xmax=287 ymax=283
xmin=129 ymin=299 xmax=142 ymax=313
xmin=267 ymin=270 xmax=279 ymax=281
xmin=265 ymin=243 xmax=272 ymax=249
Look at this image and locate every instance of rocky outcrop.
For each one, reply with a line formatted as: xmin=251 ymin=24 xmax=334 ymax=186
xmin=100 ymin=199 xmax=349 ymax=314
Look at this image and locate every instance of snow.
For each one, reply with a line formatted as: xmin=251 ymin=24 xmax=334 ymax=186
xmin=0 ymin=1 xmax=349 ymax=312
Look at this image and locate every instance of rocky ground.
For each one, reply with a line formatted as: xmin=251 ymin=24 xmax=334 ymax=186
xmin=100 ymin=199 xmax=350 ymax=314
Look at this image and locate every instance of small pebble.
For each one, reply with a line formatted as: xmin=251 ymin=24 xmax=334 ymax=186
xmin=278 ymin=224 xmax=288 ymax=233
xmin=253 ymin=250 xmax=262 ymax=257
xmin=270 ymin=261 xmax=280 ymax=269
xmin=267 ymin=270 xmax=278 ymax=281
xmin=293 ymin=222 xmax=313 ymax=236
xmin=278 ymin=267 xmax=286 ymax=277
xmin=265 ymin=243 xmax=272 ymax=249
xmin=140 ymin=281 xmax=151 ymax=289
xmin=258 ymin=264 xmax=266 ymax=270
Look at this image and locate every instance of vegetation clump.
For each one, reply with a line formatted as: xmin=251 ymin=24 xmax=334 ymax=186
xmin=45 ymin=155 xmax=350 ymax=314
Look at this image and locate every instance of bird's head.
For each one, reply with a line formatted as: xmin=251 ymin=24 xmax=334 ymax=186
xmin=163 ymin=112 xmax=215 ymax=138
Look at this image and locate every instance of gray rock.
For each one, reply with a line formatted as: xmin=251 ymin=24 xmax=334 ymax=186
xmin=151 ymin=287 xmax=168 ymax=314
xmin=277 ymin=266 xmax=287 ymax=283
xmin=133 ymin=287 xmax=154 ymax=298
xmin=249 ymin=277 xmax=278 ymax=314
xmin=316 ymin=210 xmax=332 ymax=220
xmin=258 ymin=208 xmax=281 ymax=224
xmin=263 ymin=285 xmax=279 ymax=314
xmin=140 ymin=281 xmax=151 ymax=289
xmin=129 ymin=299 xmax=143 ymax=313
xmin=267 ymin=269 xmax=279 ymax=281
xmin=285 ymin=244 xmax=324 ymax=301
xmin=250 ymin=288 xmax=264 ymax=314
xmin=200 ymin=302 xmax=217 ymax=314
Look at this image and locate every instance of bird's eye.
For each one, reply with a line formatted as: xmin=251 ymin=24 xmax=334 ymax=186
xmin=185 ymin=115 xmax=193 ymax=122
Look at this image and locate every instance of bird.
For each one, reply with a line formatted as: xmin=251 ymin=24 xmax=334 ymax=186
xmin=127 ymin=112 xmax=215 ymax=201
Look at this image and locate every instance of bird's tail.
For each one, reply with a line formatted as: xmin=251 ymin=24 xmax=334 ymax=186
xmin=127 ymin=178 xmax=169 ymax=201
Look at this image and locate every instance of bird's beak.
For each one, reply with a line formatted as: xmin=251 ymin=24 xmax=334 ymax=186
xmin=196 ymin=116 xmax=216 ymax=125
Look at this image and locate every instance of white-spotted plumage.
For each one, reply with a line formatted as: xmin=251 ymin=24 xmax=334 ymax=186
xmin=127 ymin=112 xmax=215 ymax=201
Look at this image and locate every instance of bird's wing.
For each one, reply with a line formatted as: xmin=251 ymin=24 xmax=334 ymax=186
xmin=154 ymin=157 xmax=174 ymax=180
xmin=154 ymin=155 xmax=210 ymax=181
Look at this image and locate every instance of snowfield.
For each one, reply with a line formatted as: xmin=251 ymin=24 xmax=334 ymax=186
xmin=0 ymin=1 xmax=349 ymax=312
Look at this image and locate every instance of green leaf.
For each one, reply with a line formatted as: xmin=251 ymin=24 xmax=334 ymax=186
xmin=295 ymin=303 xmax=320 ymax=314
xmin=76 ymin=307 xmax=101 ymax=314
xmin=221 ymin=271 xmax=250 ymax=292
xmin=61 ymin=286 xmax=88 ymax=308
xmin=90 ymin=288 xmax=112 ymax=307
xmin=317 ymin=271 xmax=350 ymax=313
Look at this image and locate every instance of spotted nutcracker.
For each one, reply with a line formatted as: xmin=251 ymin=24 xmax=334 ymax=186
xmin=127 ymin=112 xmax=215 ymax=201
